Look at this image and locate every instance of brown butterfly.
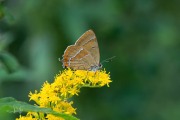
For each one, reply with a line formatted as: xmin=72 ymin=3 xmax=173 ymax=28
xmin=61 ymin=30 xmax=102 ymax=71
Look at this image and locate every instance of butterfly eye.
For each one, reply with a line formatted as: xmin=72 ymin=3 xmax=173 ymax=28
xmin=99 ymin=63 xmax=102 ymax=68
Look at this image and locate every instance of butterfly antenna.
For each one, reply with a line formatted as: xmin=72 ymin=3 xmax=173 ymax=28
xmin=101 ymin=56 xmax=116 ymax=64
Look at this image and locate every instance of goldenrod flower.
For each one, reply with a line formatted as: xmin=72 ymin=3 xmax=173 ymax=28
xmin=46 ymin=114 xmax=65 ymax=120
xmin=16 ymin=69 xmax=111 ymax=120
xmin=16 ymin=114 xmax=37 ymax=120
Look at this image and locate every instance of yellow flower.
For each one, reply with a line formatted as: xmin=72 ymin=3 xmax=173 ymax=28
xmin=68 ymin=86 xmax=79 ymax=96
xmin=16 ymin=115 xmax=37 ymax=120
xmin=46 ymin=114 xmax=64 ymax=120
xmin=60 ymin=85 xmax=68 ymax=97
xmin=16 ymin=68 xmax=111 ymax=119
xmin=53 ymin=101 xmax=76 ymax=115
xmin=29 ymin=90 xmax=40 ymax=104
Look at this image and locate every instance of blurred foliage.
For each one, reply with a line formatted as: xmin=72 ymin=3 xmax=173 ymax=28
xmin=0 ymin=0 xmax=180 ymax=120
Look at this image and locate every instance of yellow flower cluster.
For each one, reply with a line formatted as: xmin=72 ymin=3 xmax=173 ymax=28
xmin=16 ymin=69 xmax=111 ymax=120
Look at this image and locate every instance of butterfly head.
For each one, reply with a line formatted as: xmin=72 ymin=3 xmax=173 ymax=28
xmin=90 ymin=63 xmax=102 ymax=71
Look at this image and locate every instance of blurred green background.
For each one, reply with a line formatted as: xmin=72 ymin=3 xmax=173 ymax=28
xmin=1 ymin=0 xmax=180 ymax=120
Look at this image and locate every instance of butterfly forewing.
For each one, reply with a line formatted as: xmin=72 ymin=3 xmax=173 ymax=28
xmin=75 ymin=30 xmax=100 ymax=65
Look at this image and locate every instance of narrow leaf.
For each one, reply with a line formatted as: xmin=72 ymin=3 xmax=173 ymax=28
xmin=0 ymin=97 xmax=79 ymax=120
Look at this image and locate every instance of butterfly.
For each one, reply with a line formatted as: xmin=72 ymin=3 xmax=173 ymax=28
xmin=61 ymin=30 xmax=102 ymax=71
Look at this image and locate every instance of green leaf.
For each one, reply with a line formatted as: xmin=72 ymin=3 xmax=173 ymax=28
xmin=0 ymin=97 xmax=79 ymax=120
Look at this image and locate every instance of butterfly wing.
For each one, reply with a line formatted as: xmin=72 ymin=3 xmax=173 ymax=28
xmin=62 ymin=45 xmax=97 ymax=70
xmin=75 ymin=30 xmax=100 ymax=65
xmin=62 ymin=30 xmax=100 ymax=70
